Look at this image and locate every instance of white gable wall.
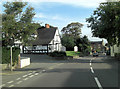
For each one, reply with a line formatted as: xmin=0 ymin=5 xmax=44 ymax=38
xmin=49 ymin=29 xmax=62 ymax=52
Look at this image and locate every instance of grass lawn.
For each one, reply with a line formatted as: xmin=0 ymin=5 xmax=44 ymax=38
xmin=66 ymin=51 xmax=80 ymax=56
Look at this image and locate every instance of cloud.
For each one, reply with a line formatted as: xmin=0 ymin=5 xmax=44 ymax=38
xmin=3 ymin=0 xmax=106 ymax=8
xmin=34 ymin=13 xmax=46 ymax=18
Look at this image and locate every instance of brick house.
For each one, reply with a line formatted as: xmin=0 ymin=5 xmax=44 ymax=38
xmin=90 ymin=40 xmax=105 ymax=52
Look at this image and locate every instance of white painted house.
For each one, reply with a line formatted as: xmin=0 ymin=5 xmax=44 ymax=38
xmin=23 ymin=24 xmax=65 ymax=54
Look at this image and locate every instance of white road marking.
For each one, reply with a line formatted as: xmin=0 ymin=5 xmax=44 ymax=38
xmin=34 ymin=73 xmax=39 ymax=75
xmin=16 ymin=78 xmax=21 ymax=80
xmin=29 ymin=75 xmax=34 ymax=78
xmin=9 ymin=85 xmax=14 ymax=87
xmin=32 ymin=71 xmax=36 ymax=73
xmin=28 ymin=73 xmax=33 ymax=75
xmin=0 ymin=84 xmax=5 ymax=87
xmin=23 ymin=78 xmax=28 ymax=81
xmin=90 ymin=63 xmax=91 ymax=66
xmin=16 ymin=81 xmax=22 ymax=84
xmin=94 ymin=77 xmax=103 ymax=89
xmin=90 ymin=67 xmax=94 ymax=73
xmin=23 ymin=75 xmax=28 ymax=77
xmin=7 ymin=81 xmax=14 ymax=84
xmin=42 ymin=70 xmax=46 ymax=72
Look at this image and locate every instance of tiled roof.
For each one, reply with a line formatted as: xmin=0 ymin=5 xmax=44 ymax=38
xmin=31 ymin=27 xmax=57 ymax=45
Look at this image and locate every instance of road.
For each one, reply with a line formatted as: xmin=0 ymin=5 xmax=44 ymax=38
xmin=1 ymin=54 xmax=120 ymax=89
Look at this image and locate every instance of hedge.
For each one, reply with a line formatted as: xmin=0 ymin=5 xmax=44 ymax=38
xmin=115 ymin=53 xmax=120 ymax=59
xmin=2 ymin=47 xmax=20 ymax=65
xmin=49 ymin=51 xmax=66 ymax=57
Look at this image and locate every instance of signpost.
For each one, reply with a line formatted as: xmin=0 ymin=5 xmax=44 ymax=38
xmin=10 ymin=46 xmax=13 ymax=71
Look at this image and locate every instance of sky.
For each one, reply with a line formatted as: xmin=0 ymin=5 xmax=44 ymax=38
xmin=2 ymin=0 xmax=108 ymax=43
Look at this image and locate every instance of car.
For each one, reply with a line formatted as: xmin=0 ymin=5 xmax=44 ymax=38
xmin=93 ymin=52 xmax=98 ymax=57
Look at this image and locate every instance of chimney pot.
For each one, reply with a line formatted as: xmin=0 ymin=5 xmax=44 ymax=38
xmin=45 ymin=24 xmax=50 ymax=28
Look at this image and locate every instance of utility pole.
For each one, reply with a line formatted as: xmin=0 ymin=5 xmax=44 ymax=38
xmin=10 ymin=46 xmax=13 ymax=71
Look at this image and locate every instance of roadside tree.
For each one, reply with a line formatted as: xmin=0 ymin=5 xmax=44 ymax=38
xmin=86 ymin=2 xmax=120 ymax=46
xmin=2 ymin=2 xmax=40 ymax=46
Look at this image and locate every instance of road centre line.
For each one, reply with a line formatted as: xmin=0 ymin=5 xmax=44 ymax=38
xmin=7 ymin=81 xmax=14 ymax=84
xmin=90 ymin=63 xmax=91 ymax=66
xmin=94 ymin=77 xmax=103 ymax=89
xmin=90 ymin=67 xmax=94 ymax=73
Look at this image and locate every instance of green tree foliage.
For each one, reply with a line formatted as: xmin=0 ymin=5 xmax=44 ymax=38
xmin=61 ymin=35 xmax=75 ymax=50
xmin=86 ymin=2 xmax=120 ymax=46
xmin=61 ymin=22 xmax=83 ymax=39
xmin=2 ymin=2 xmax=40 ymax=46
xmin=61 ymin=22 xmax=91 ymax=54
xmin=76 ymin=35 xmax=91 ymax=54
xmin=61 ymin=22 xmax=83 ymax=50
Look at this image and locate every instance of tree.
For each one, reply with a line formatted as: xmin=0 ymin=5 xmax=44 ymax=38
xmin=76 ymin=35 xmax=91 ymax=54
xmin=61 ymin=22 xmax=83 ymax=39
xmin=2 ymin=2 xmax=40 ymax=46
xmin=61 ymin=35 xmax=75 ymax=51
xmin=86 ymin=2 xmax=120 ymax=46
xmin=61 ymin=22 xmax=83 ymax=50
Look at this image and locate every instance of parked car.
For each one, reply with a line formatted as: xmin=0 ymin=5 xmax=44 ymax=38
xmin=93 ymin=51 xmax=98 ymax=57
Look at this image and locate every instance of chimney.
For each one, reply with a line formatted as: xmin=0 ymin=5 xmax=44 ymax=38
xmin=45 ymin=24 xmax=50 ymax=28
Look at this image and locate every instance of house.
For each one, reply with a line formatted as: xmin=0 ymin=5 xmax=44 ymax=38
xmin=110 ymin=44 xmax=120 ymax=57
xmin=90 ymin=40 xmax=106 ymax=53
xmin=23 ymin=24 xmax=65 ymax=54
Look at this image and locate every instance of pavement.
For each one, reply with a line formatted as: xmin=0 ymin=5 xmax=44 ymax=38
xmin=1 ymin=54 xmax=120 ymax=88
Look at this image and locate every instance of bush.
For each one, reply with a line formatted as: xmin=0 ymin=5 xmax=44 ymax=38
xmin=2 ymin=47 xmax=20 ymax=65
xmin=49 ymin=51 xmax=66 ymax=57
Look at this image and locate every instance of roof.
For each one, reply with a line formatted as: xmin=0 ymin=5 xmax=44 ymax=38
xmin=31 ymin=27 xmax=57 ymax=45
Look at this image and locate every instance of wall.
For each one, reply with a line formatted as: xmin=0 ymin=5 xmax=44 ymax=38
xmin=20 ymin=57 xmax=30 ymax=68
xmin=49 ymin=29 xmax=62 ymax=52
xmin=111 ymin=44 xmax=120 ymax=57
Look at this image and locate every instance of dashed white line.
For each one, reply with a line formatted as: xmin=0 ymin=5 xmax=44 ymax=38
xmin=16 ymin=78 xmax=21 ymax=80
xmin=90 ymin=59 xmax=92 ymax=63
xmin=0 ymin=84 xmax=6 ymax=87
xmin=90 ymin=67 xmax=94 ymax=73
xmin=94 ymin=77 xmax=103 ymax=89
xmin=16 ymin=81 xmax=22 ymax=84
xmin=23 ymin=78 xmax=29 ymax=81
xmin=90 ymin=63 xmax=91 ymax=66
xmin=8 ymin=85 xmax=14 ymax=87
xmin=29 ymin=75 xmax=34 ymax=78
xmin=34 ymin=73 xmax=39 ymax=76
xmin=28 ymin=73 xmax=33 ymax=75
xmin=32 ymin=71 xmax=36 ymax=73
xmin=23 ymin=75 xmax=28 ymax=77
xmin=7 ymin=81 xmax=14 ymax=84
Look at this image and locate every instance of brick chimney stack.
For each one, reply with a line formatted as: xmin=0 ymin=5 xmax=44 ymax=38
xmin=45 ymin=24 xmax=50 ymax=28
